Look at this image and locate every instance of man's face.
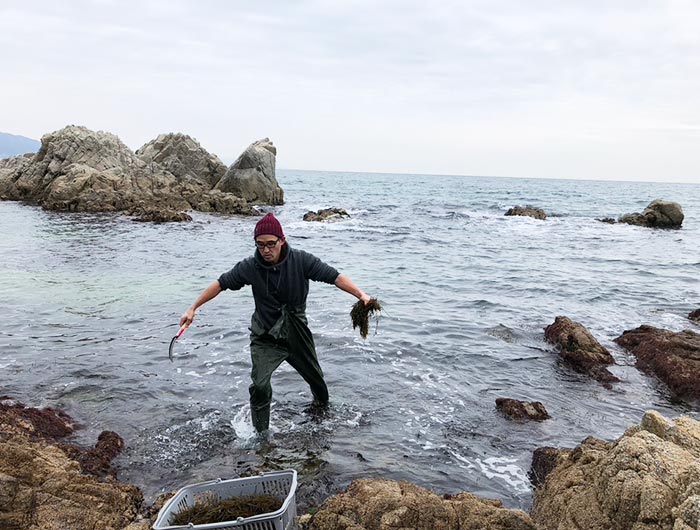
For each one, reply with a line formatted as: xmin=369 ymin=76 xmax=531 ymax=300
xmin=255 ymin=235 xmax=285 ymax=264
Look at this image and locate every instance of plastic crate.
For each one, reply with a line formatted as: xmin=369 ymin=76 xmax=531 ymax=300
xmin=152 ymin=470 xmax=298 ymax=530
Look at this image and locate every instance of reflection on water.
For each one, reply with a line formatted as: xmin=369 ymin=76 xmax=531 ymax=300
xmin=1 ymin=173 xmax=700 ymax=510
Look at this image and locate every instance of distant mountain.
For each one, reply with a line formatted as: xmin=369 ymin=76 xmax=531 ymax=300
xmin=0 ymin=132 xmax=41 ymax=159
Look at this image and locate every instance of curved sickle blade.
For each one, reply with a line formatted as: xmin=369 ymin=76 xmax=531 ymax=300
xmin=168 ymin=335 xmax=178 ymax=362
xmin=168 ymin=326 xmax=187 ymax=362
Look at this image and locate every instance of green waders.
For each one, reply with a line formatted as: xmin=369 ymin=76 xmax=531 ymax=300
xmin=249 ymin=306 xmax=329 ymax=432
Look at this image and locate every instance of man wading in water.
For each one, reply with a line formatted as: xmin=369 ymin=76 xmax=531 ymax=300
xmin=180 ymin=213 xmax=372 ymax=434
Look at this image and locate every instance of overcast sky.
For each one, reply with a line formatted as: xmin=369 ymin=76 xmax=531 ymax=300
xmin=2 ymin=1 xmax=699 ymax=183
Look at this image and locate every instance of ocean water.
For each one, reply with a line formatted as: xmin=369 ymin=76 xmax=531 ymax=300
xmin=1 ymin=171 xmax=699 ymax=511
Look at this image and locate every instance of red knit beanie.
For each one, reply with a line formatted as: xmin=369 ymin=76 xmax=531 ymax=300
xmin=254 ymin=212 xmax=284 ymax=239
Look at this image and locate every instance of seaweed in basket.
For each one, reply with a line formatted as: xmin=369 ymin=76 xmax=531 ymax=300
xmin=351 ymin=298 xmax=383 ymax=339
xmin=171 ymin=493 xmax=283 ymax=525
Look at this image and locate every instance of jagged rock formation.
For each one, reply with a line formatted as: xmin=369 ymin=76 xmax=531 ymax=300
xmin=305 ymin=478 xmax=538 ymax=530
xmin=530 ymin=411 xmax=700 ymax=530
xmin=0 ymin=126 xmax=286 ymax=221
xmin=496 ymin=398 xmax=550 ymax=421
xmin=619 ymin=200 xmax=684 ymax=228
xmin=544 ymin=316 xmax=619 ymax=385
xmin=505 ymin=206 xmax=547 ymax=220
xmin=614 ymin=325 xmax=700 ymax=400
xmin=215 ymin=138 xmax=283 ymax=204
xmin=135 ymin=133 xmax=227 ymax=188
xmin=303 ymin=207 xmax=349 ymax=222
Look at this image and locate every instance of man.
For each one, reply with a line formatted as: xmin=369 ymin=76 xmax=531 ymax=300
xmin=180 ymin=212 xmax=371 ymax=433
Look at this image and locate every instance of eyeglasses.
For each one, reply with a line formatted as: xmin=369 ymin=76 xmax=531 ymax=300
xmin=255 ymin=238 xmax=281 ymax=250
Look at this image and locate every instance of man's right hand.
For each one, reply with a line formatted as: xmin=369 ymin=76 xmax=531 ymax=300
xmin=180 ymin=308 xmax=195 ymax=328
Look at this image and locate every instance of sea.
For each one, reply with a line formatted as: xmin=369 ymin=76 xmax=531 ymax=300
xmin=1 ymin=170 xmax=699 ymax=511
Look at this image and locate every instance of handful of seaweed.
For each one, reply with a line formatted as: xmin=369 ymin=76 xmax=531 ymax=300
xmin=171 ymin=493 xmax=282 ymax=526
xmin=351 ymin=298 xmax=382 ymax=339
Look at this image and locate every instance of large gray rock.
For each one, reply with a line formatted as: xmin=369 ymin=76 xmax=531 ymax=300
xmin=215 ymin=138 xmax=283 ymax=204
xmin=0 ymin=153 xmax=33 ymax=199
xmin=619 ymin=200 xmax=684 ymax=228
xmin=135 ymin=133 xmax=226 ymax=188
xmin=0 ymin=125 xmax=257 ymax=220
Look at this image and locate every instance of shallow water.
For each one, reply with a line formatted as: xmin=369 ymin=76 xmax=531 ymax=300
xmin=1 ymin=172 xmax=699 ymax=510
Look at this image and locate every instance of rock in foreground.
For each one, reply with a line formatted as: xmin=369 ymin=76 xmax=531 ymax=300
xmin=614 ymin=325 xmax=700 ymax=400
xmin=619 ymin=199 xmax=684 ymax=228
xmin=531 ymin=410 xmax=700 ymax=530
xmin=544 ymin=316 xmax=619 ymax=385
xmin=306 ymin=478 xmax=537 ymax=530
xmin=0 ymin=397 xmax=144 ymax=530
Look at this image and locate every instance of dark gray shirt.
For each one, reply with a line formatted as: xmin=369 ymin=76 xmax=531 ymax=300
xmin=218 ymin=245 xmax=340 ymax=331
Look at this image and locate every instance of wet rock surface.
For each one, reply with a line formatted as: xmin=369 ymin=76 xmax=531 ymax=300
xmin=496 ymin=398 xmax=550 ymax=421
xmin=530 ymin=410 xmax=700 ymax=530
xmin=528 ymin=447 xmax=568 ymax=488
xmin=614 ymin=325 xmax=700 ymax=400
xmin=544 ymin=316 xmax=619 ymax=385
xmin=689 ymin=309 xmax=700 ymax=323
xmin=0 ymin=398 xmax=144 ymax=530
xmin=618 ymin=199 xmax=684 ymax=228
xmin=303 ymin=207 xmax=350 ymax=222
xmin=305 ymin=478 xmax=538 ymax=530
xmin=0 ymin=126 xmax=273 ymax=221
xmin=505 ymin=206 xmax=547 ymax=220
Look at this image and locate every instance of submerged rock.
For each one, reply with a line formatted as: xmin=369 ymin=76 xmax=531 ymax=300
xmin=496 ymin=398 xmax=550 ymax=421
xmin=505 ymin=206 xmax=547 ymax=220
xmin=544 ymin=316 xmax=619 ymax=386
xmin=530 ymin=410 xmax=700 ymax=530
xmin=618 ymin=199 xmax=684 ymax=228
xmin=689 ymin=309 xmax=700 ymax=323
xmin=614 ymin=325 xmax=700 ymax=400
xmin=307 ymin=478 xmax=538 ymax=530
xmin=128 ymin=206 xmax=193 ymax=223
xmin=215 ymin=138 xmax=283 ymax=204
xmin=0 ymin=126 xmax=270 ymax=221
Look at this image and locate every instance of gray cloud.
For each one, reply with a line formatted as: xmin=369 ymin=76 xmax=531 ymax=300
xmin=2 ymin=0 xmax=699 ymax=181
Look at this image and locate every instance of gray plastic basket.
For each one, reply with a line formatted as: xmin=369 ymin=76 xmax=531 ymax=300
xmin=152 ymin=470 xmax=298 ymax=530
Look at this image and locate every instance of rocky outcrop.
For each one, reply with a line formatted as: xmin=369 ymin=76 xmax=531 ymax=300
xmin=505 ymin=206 xmax=547 ymax=220
xmin=135 ymin=133 xmax=227 ymax=188
xmin=496 ymin=398 xmax=550 ymax=421
xmin=0 ymin=126 xmax=271 ymax=221
xmin=305 ymin=478 xmax=537 ymax=530
xmin=303 ymin=207 xmax=349 ymax=222
xmin=0 ymin=153 xmax=33 ymax=198
xmin=215 ymin=138 xmax=283 ymax=204
xmin=614 ymin=325 xmax=700 ymax=400
xmin=530 ymin=410 xmax=700 ymax=530
xmin=619 ymin=200 xmax=684 ymax=228
xmin=0 ymin=397 xmax=144 ymax=530
xmin=544 ymin=316 xmax=619 ymax=385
